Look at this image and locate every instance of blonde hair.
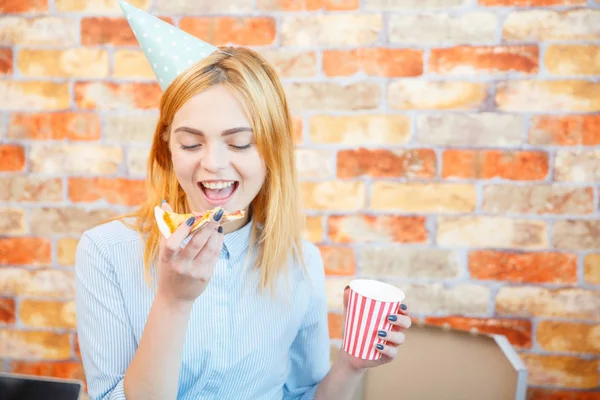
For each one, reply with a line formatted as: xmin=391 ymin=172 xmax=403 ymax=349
xmin=111 ymin=46 xmax=306 ymax=295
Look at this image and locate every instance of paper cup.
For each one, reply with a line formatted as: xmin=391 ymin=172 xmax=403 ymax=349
xmin=342 ymin=279 xmax=405 ymax=360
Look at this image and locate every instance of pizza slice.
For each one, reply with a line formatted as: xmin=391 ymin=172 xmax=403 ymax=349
xmin=154 ymin=205 xmax=245 ymax=239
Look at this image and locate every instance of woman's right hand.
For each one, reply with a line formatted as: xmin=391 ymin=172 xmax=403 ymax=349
xmin=155 ymin=201 xmax=225 ymax=307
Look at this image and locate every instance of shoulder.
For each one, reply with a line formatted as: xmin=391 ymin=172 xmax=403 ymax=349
xmin=298 ymin=239 xmax=325 ymax=286
xmin=76 ymin=218 xmax=143 ymax=268
xmin=80 ymin=218 xmax=141 ymax=249
xmin=300 ymin=239 xmax=323 ymax=271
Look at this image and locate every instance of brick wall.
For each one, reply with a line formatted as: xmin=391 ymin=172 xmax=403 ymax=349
xmin=1 ymin=0 xmax=599 ymax=398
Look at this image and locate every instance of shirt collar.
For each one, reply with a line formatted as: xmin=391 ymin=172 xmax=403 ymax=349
xmin=223 ymin=217 xmax=255 ymax=259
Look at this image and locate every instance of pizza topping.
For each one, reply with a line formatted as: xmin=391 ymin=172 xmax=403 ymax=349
xmin=154 ymin=205 xmax=246 ymax=239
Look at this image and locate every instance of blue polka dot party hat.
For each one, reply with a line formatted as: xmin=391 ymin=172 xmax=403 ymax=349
xmin=118 ymin=0 xmax=219 ymax=90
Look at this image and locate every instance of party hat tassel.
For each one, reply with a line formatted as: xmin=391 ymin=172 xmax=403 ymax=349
xmin=118 ymin=0 xmax=218 ymax=90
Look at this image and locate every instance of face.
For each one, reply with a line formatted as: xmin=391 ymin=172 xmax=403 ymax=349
xmin=168 ymin=84 xmax=266 ymax=232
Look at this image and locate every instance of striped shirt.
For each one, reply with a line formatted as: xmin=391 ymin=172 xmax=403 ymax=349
xmin=75 ymin=218 xmax=331 ymax=400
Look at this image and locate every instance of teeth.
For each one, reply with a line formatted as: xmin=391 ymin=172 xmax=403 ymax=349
xmin=202 ymin=181 xmax=234 ymax=190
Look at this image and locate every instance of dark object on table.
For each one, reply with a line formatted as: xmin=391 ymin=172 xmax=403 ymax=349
xmin=0 ymin=372 xmax=83 ymax=400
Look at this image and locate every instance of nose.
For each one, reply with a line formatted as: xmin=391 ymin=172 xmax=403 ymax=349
xmin=201 ymin=142 xmax=229 ymax=173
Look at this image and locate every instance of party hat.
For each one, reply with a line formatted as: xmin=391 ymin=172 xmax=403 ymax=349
xmin=118 ymin=0 xmax=219 ymax=90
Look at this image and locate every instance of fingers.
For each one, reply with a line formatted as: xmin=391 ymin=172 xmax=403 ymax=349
xmin=377 ymin=329 xmax=405 ymax=347
xmin=343 ymin=285 xmax=350 ymax=310
xmin=162 ymin=214 xmax=196 ymax=259
xmin=193 ymin=226 xmax=224 ymax=269
xmin=161 ymin=199 xmax=174 ymax=213
xmin=180 ymin=221 xmax=218 ymax=260
xmin=398 ymin=303 xmax=409 ymax=316
xmin=387 ymin=313 xmax=412 ymax=331
xmin=375 ymin=343 xmax=398 ymax=359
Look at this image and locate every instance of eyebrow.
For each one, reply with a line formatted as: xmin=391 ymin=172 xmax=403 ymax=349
xmin=174 ymin=126 xmax=253 ymax=137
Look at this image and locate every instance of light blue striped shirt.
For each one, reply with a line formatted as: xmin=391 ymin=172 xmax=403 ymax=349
xmin=75 ymin=218 xmax=331 ymax=400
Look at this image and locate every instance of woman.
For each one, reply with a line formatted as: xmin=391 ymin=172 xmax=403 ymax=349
xmin=75 ymin=4 xmax=411 ymax=400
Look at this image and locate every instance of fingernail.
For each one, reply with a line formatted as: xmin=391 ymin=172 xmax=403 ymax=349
xmin=378 ymin=330 xmax=387 ymax=337
xmin=388 ymin=315 xmax=397 ymax=322
xmin=401 ymin=304 xmax=407 ymax=311
xmin=213 ymin=209 xmax=224 ymax=222
xmin=218 ymin=226 xmax=223 ymax=234
xmin=186 ymin=216 xmax=195 ymax=226
xmin=376 ymin=344 xmax=384 ymax=350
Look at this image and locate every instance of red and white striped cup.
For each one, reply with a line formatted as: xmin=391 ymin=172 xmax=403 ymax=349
xmin=342 ymin=279 xmax=406 ymax=360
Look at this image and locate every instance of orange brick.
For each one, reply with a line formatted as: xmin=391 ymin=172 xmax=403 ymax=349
xmin=528 ymin=388 xmax=600 ymax=400
xmin=302 ymin=181 xmax=365 ymax=211
xmin=74 ymin=82 xmax=161 ymax=110
xmin=0 ymin=145 xmax=25 ymax=171
xmin=337 ymin=148 xmax=436 ymax=179
xmin=68 ymin=177 xmax=146 ymax=206
xmin=328 ymin=215 xmax=428 ymax=244
xmin=520 ymin=354 xmax=599 ymax=389
xmin=0 ymin=48 xmax=13 ymax=75
xmin=388 ymin=80 xmax=487 ymax=110
xmin=0 ymin=81 xmax=70 ymax=110
xmin=328 ymin=313 xmax=344 ymax=339
xmin=482 ymin=185 xmax=593 ymax=215
xmin=529 ymin=115 xmax=600 ymax=146
xmin=304 ymin=216 xmax=323 ymax=243
xmin=0 ymin=17 xmax=77 ymax=46
xmin=545 ymin=45 xmax=600 ymax=76
xmin=0 ymin=238 xmax=51 ymax=266
xmin=0 ymin=268 xmax=76 ymax=298
xmin=180 ymin=17 xmax=276 ymax=46
xmin=424 ymin=316 xmax=531 ymax=349
xmin=371 ymin=183 xmax=476 ymax=213
xmin=74 ymin=334 xmax=80 ymax=359
xmin=318 ymin=246 xmax=355 ymax=276
xmin=496 ymin=286 xmax=600 ymax=320
xmin=537 ymin=321 xmax=600 ymax=354
xmin=429 ymin=45 xmax=538 ymax=75
xmin=0 ymin=176 xmax=63 ymax=202
xmin=0 ymin=298 xmax=16 ymax=324
xmin=0 ymin=0 xmax=48 ymax=12
xmin=496 ymin=80 xmax=600 ymax=113
xmin=469 ymin=251 xmax=577 ymax=284
xmin=10 ymin=360 xmax=85 ymax=389
xmin=323 ymin=48 xmax=423 ymax=77
xmin=56 ymin=0 xmax=149 ymax=12
xmin=480 ymin=0 xmax=584 ymax=4
xmin=292 ymin=116 xmax=303 ymax=144
xmin=442 ymin=150 xmax=549 ymax=180
xmin=584 ymin=254 xmax=600 ymax=285
xmin=17 ymin=48 xmax=109 ymax=78
xmin=8 ymin=112 xmax=101 ymax=141
xmin=57 ymin=238 xmax=78 ymax=267
xmin=20 ymin=300 xmax=76 ymax=329
xmin=258 ymin=0 xmax=358 ymax=10
xmin=81 ymin=16 xmax=174 ymax=45
xmin=0 ymin=330 xmax=71 ymax=359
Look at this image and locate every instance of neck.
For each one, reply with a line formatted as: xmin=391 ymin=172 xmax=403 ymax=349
xmin=222 ymin=205 xmax=252 ymax=234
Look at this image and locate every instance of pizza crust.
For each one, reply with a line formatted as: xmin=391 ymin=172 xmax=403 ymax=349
xmin=154 ymin=205 xmax=245 ymax=239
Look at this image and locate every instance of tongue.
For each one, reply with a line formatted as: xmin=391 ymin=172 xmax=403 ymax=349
xmin=204 ymin=184 xmax=235 ymax=200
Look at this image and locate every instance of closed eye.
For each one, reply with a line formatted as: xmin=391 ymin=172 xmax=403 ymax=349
xmin=181 ymin=144 xmax=201 ymax=150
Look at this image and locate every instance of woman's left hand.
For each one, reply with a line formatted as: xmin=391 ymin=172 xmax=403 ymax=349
xmin=337 ymin=285 xmax=412 ymax=372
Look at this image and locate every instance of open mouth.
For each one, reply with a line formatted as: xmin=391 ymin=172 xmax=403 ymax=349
xmin=198 ymin=180 xmax=239 ymax=206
